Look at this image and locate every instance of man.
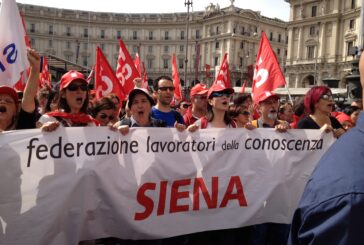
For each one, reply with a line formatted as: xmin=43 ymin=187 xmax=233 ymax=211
xmin=183 ymin=83 xmax=208 ymax=127
xmin=288 ymin=54 xmax=364 ymax=244
xmin=151 ymin=75 xmax=185 ymax=131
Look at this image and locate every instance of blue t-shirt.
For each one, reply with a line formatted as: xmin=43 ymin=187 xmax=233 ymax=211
xmin=151 ymin=107 xmax=185 ymax=127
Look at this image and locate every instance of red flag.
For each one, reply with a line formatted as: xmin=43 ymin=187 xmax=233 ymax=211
xmin=95 ymin=47 xmax=125 ymax=101
xmin=252 ymin=32 xmax=286 ymax=104
xmin=87 ymin=65 xmax=95 ymax=83
xmin=141 ymin=61 xmax=149 ymax=90
xmin=241 ymin=80 xmax=246 ymax=93
xmin=134 ymin=53 xmax=142 ymax=77
xmin=205 ymin=64 xmax=211 ymax=79
xmin=40 ymin=56 xmax=51 ymax=88
xmin=172 ymin=53 xmax=182 ymax=101
xmin=212 ymin=53 xmax=231 ymax=88
xmin=115 ymin=39 xmax=140 ymax=97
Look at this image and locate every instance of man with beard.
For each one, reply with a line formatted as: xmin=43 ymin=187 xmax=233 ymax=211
xmin=151 ymin=76 xmax=185 ymax=131
xmin=183 ymin=83 xmax=208 ymax=127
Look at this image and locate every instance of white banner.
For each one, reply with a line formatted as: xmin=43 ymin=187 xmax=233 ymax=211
xmin=0 ymin=127 xmax=335 ymax=244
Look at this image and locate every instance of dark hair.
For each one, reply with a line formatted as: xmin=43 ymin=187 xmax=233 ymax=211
xmin=292 ymin=97 xmax=305 ymax=116
xmin=45 ymin=90 xmax=58 ymax=113
xmin=279 ymin=102 xmax=293 ymax=114
xmin=153 ymin=75 xmax=173 ymax=92
xmin=343 ymin=105 xmax=361 ymax=116
xmin=91 ymin=97 xmax=116 ymax=118
xmin=228 ymin=105 xmax=249 ymax=119
xmin=58 ymin=89 xmax=89 ymax=113
xmin=303 ymin=86 xmax=332 ymax=114
xmin=106 ymin=93 xmax=120 ymax=104
xmin=232 ymin=94 xmax=252 ymax=107
xmin=206 ymin=103 xmax=234 ymax=125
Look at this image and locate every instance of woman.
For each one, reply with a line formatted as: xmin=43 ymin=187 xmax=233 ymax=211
xmin=278 ymin=102 xmax=294 ymax=123
xmin=343 ymin=105 xmax=361 ymax=126
xmin=37 ymin=70 xmax=98 ymax=131
xmin=228 ymin=104 xmax=251 ymax=128
xmin=0 ymin=49 xmax=40 ymax=132
xmin=297 ymin=86 xmax=345 ymax=138
xmin=91 ymin=97 xmax=116 ymax=126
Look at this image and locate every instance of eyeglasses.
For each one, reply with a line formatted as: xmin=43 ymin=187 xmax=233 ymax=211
xmin=320 ymin=94 xmax=333 ymax=101
xmin=181 ymin=104 xmax=191 ymax=109
xmin=240 ymin=111 xmax=250 ymax=116
xmin=211 ymin=92 xmax=232 ymax=98
xmin=99 ymin=114 xmax=115 ymax=120
xmin=158 ymin=86 xmax=175 ymax=92
xmin=67 ymin=84 xmax=88 ymax=92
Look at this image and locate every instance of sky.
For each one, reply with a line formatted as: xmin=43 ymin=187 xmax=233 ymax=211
xmin=6 ymin=0 xmax=290 ymax=21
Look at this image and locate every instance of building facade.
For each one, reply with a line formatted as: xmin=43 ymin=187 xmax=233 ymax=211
xmin=19 ymin=2 xmax=287 ymax=87
xmin=285 ymin=0 xmax=361 ymax=88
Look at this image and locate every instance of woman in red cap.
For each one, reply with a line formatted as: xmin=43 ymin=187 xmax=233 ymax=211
xmin=0 ymin=49 xmax=40 ymax=132
xmin=37 ymin=70 xmax=98 ymax=131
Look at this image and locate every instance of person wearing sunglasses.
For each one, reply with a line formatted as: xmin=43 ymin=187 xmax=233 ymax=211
xmin=184 ymin=83 xmax=209 ymax=127
xmin=228 ymin=104 xmax=252 ymax=128
xmin=37 ymin=70 xmax=98 ymax=131
xmin=297 ymin=86 xmax=345 ymax=138
xmin=177 ymin=100 xmax=191 ymax=116
xmin=151 ymin=76 xmax=185 ymax=131
xmin=91 ymin=97 xmax=116 ymax=126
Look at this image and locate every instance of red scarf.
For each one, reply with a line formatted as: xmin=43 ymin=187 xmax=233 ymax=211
xmin=47 ymin=111 xmax=99 ymax=125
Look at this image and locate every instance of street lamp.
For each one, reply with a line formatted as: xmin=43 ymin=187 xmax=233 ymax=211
xmin=184 ymin=0 xmax=192 ymax=96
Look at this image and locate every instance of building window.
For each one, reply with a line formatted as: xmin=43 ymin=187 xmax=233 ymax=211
xmin=181 ymin=31 xmax=185 ymax=40
xmin=277 ymin=48 xmax=281 ymax=55
xmin=165 ymin=31 xmax=169 ymax=40
xmin=178 ymin=59 xmax=184 ymax=69
xmin=307 ymin=46 xmax=315 ymax=59
xmin=214 ymin=56 xmax=219 ymax=66
xmin=216 ymin=26 xmax=220 ymax=34
xmin=30 ymin=38 xmax=35 ymax=46
xmin=241 ymin=26 xmax=245 ymax=35
xmin=101 ymin=43 xmax=105 ymax=51
xmin=147 ymin=59 xmax=153 ymax=69
xmin=240 ymin=41 xmax=244 ymax=49
xmin=351 ymin=0 xmax=356 ymax=9
xmin=100 ymin=30 xmax=105 ymax=39
xmin=239 ymin=57 xmax=243 ymax=67
xmin=83 ymin=43 xmax=88 ymax=51
xmin=196 ymin=30 xmax=200 ymax=39
xmin=149 ymin=31 xmax=153 ymax=40
xmin=163 ymin=59 xmax=169 ymax=69
xmin=83 ymin=28 xmax=88 ymax=38
xmin=215 ymin=42 xmax=220 ymax=49
xmin=83 ymin=57 xmax=88 ymax=66
xmin=148 ymin=46 xmax=153 ymax=53
xmin=164 ymin=46 xmax=169 ymax=53
xmin=349 ymin=19 xmax=355 ymax=29
xmin=66 ymin=27 xmax=71 ymax=36
xmin=133 ymin=31 xmax=138 ymax=40
xmin=48 ymin=40 xmax=53 ymax=48
xmin=49 ymin=25 xmax=53 ymax=35
xmin=309 ymin=26 xmax=316 ymax=36
xmin=180 ymin=45 xmax=184 ymax=52
xmin=347 ymin=41 xmax=354 ymax=56
xmin=270 ymin=32 xmax=273 ymax=41
xmin=116 ymin=30 xmax=121 ymax=39
xmin=30 ymin=23 xmax=35 ymax=33
xmin=278 ymin=34 xmax=281 ymax=42
xmin=286 ymin=36 xmax=289 ymax=44
xmin=133 ymin=46 xmax=138 ymax=53
xmin=311 ymin=6 xmax=317 ymax=17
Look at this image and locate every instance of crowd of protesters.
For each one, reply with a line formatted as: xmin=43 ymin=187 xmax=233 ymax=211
xmin=1 ymin=49 xmax=362 ymax=245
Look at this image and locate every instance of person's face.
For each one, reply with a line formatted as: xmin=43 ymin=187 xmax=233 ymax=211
xmin=315 ymin=93 xmax=333 ymax=114
xmin=208 ymin=91 xmax=232 ymax=111
xmin=279 ymin=104 xmax=294 ymax=123
xmin=341 ymin=120 xmax=353 ymax=131
xmin=192 ymin=94 xmax=208 ymax=111
xmin=63 ymin=81 xmax=88 ymax=113
xmin=259 ymin=98 xmax=279 ymax=120
xmin=130 ymin=93 xmax=152 ymax=122
xmin=111 ymin=97 xmax=121 ymax=117
xmin=350 ymin=110 xmax=360 ymax=125
xmin=0 ymin=93 xmax=17 ymax=129
xmin=95 ymin=108 xmax=115 ymax=126
xmin=236 ymin=107 xmax=251 ymax=125
xmin=179 ymin=102 xmax=191 ymax=115
xmin=156 ymin=79 xmax=174 ymax=106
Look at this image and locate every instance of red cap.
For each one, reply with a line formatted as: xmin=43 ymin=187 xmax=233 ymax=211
xmin=207 ymin=83 xmax=234 ymax=99
xmin=59 ymin=70 xmax=87 ymax=91
xmin=0 ymin=86 xmax=19 ymax=105
xmin=255 ymin=91 xmax=280 ymax=104
xmin=335 ymin=112 xmax=352 ymax=124
xmin=190 ymin=83 xmax=208 ymax=97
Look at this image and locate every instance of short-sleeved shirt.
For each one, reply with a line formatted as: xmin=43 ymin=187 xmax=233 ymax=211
xmin=151 ymin=107 xmax=184 ymax=127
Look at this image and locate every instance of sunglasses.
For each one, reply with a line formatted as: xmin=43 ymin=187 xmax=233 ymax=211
xmin=181 ymin=104 xmax=191 ymax=109
xmin=320 ymin=94 xmax=333 ymax=101
xmin=211 ymin=92 xmax=232 ymax=98
xmin=158 ymin=86 xmax=175 ymax=92
xmin=240 ymin=111 xmax=250 ymax=116
xmin=99 ymin=114 xmax=115 ymax=120
xmin=67 ymin=84 xmax=88 ymax=92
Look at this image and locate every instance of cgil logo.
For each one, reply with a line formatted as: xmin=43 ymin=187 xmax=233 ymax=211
xmin=0 ymin=43 xmax=18 ymax=72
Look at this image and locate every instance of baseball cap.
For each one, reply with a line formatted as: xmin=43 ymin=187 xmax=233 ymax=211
xmin=207 ymin=83 xmax=234 ymax=99
xmin=0 ymin=86 xmax=19 ymax=105
xmin=127 ymin=88 xmax=155 ymax=109
xmin=59 ymin=70 xmax=87 ymax=91
xmin=190 ymin=83 xmax=208 ymax=97
xmin=255 ymin=91 xmax=280 ymax=104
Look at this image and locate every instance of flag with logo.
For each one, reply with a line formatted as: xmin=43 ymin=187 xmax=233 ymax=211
xmin=0 ymin=0 xmax=29 ymax=86
xmin=141 ymin=61 xmax=149 ymax=90
xmin=116 ymin=39 xmax=140 ymax=98
xmin=40 ymin=56 xmax=51 ymax=88
xmin=172 ymin=53 xmax=183 ymax=101
xmin=95 ymin=47 xmax=125 ymax=101
xmin=252 ymin=32 xmax=286 ymax=104
xmin=212 ymin=53 xmax=231 ymax=88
